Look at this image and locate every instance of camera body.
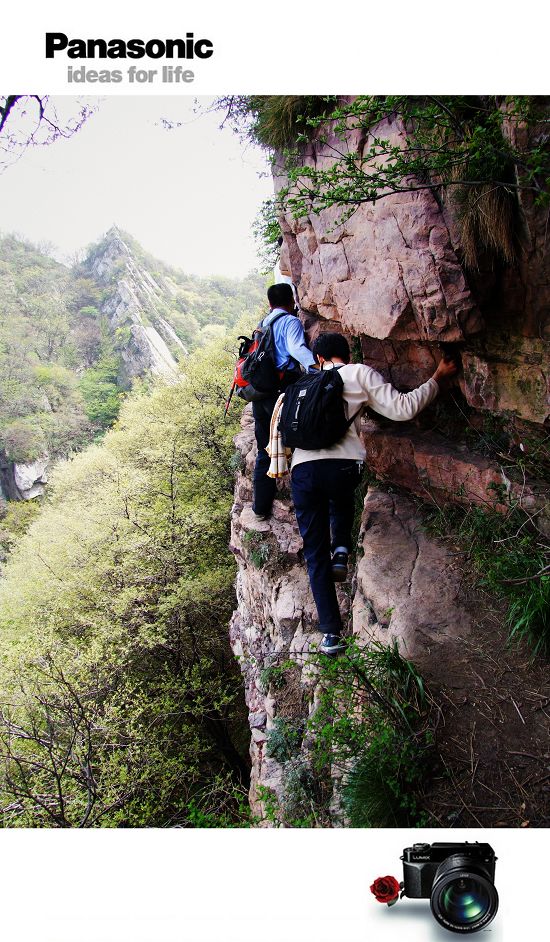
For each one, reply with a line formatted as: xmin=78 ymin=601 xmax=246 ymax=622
xmin=401 ymin=842 xmax=498 ymax=934
xmin=402 ymin=842 xmax=496 ymax=898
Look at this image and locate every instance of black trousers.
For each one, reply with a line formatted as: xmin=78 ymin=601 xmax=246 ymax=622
xmin=251 ymin=370 xmax=300 ymax=517
xmin=291 ymin=458 xmax=363 ymax=634
xmin=252 ymin=394 xmax=279 ymax=516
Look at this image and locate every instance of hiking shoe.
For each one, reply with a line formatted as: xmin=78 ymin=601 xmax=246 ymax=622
xmin=253 ymin=512 xmax=269 ymax=522
xmin=319 ymin=633 xmax=347 ymax=656
xmin=331 ymin=551 xmax=349 ymax=582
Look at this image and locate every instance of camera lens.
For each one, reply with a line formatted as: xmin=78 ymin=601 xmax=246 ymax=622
xmin=440 ymin=878 xmax=490 ymax=924
xmin=431 ymin=855 xmax=498 ymax=933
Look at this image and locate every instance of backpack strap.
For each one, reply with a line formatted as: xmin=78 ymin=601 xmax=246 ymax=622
xmin=260 ymin=310 xmax=291 ymax=330
xmin=259 ymin=310 xmax=298 ymax=380
xmin=332 ymin=363 xmax=363 ymax=428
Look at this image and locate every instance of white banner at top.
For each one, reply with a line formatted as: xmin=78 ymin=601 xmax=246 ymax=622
xmin=0 ymin=0 xmax=548 ymax=95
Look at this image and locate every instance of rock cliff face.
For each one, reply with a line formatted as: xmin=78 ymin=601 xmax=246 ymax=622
xmin=92 ymin=227 xmax=185 ymax=384
xmin=0 ymin=451 xmax=50 ymax=501
xmin=229 ymin=114 xmax=550 ymax=826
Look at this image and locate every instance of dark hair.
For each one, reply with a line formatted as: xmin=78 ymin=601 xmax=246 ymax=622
xmin=267 ymin=282 xmax=295 ymax=309
xmin=312 ymin=332 xmax=351 ymax=364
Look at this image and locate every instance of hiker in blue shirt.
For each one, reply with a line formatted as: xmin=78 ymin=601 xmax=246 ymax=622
xmin=253 ymin=283 xmax=315 ymax=520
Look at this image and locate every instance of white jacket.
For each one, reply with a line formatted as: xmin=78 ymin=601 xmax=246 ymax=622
xmin=290 ymin=363 xmax=438 ymax=469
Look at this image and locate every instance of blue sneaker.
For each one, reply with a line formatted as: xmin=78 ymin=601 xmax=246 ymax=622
xmin=319 ymin=634 xmax=346 ymax=656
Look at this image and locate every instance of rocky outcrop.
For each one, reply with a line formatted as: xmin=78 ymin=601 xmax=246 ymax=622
xmin=277 ymin=115 xmax=550 ymax=426
xmin=275 ymin=108 xmax=549 ymax=498
xmin=13 ymin=457 xmax=49 ymax=500
xmin=230 ymin=104 xmax=550 ymax=826
xmin=0 ymin=452 xmax=48 ymax=501
xmin=277 ymin=116 xmax=483 ymax=344
xmin=92 ymin=227 xmax=184 ymax=383
xmin=229 ymin=410 xmax=340 ymax=818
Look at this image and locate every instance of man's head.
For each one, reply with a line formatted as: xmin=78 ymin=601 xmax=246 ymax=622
xmin=268 ymin=282 xmax=295 ymax=312
xmin=312 ymin=332 xmax=351 ymax=364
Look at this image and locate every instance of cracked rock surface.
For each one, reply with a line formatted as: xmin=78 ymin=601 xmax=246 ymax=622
xmin=229 ymin=411 xmax=549 ymax=826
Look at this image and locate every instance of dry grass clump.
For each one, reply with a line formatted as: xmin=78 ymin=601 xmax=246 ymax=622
xmin=249 ymin=95 xmax=336 ymax=150
xmin=449 ymin=174 xmax=525 ymax=269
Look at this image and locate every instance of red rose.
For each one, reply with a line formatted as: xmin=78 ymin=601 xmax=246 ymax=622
xmin=370 ymin=875 xmax=401 ymax=904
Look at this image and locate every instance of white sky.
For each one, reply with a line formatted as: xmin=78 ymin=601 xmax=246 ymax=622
xmin=0 ymin=96 xmax=273 ymax=277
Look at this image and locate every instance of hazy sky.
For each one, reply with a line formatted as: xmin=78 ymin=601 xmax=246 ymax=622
xmin=0 ymin=96 xmax=273 ymax=277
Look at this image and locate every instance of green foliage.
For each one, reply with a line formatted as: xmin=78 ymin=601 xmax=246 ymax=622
xmin=258 ymin=662 xmax=292 ymax=694
xmin=423 ymin=502 xmax=550 ymax=656
xmin=0 ymin=235 xmax=95 ymax=461
xmin=0 ymin=499 xmax=40 ymax=558
xmin=215 ymin=95 xmax=338 ymax=150
xmin=220 ymin=96 xmax=550 ymax=268
xmin=342 ymin=728 xmax=432 ymax=827
xmin=184 ymin=786 xmax=252 ymax=827
xmin=78 ymin=374 xmax=122 ymax=430
xmin=1 ymin=416 xmax=46 ymax=463
xmin=253 ymin=198 xmax=281 ymax=275
xmin=78 ymin=327 xmax=123 ymax=431
xmin=256 ymin=765 xmax=319 ymax=828
xmin=242 ymin=529 xmax=270 ymax=568
xmin=255 ymin=785 xmax=281 ymax=826
xmin=266 ymin=717 xmax=305 ymax=764
xmin=309 ymin=640 xmax=433 ymax=826
xmin=259 ymin=640 xmax=434 ymax=827
xmin=0 ymin=335 xmax=250 ymax=826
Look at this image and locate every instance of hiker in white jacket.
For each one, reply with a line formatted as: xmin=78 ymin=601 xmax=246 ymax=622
xmin=290 ymin=331 xmax=457 ymax=655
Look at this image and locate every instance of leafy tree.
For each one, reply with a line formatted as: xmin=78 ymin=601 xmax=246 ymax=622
xmin=79 ymin=326 xmax=123 ymax=431
xmin=0 ymin=335 xmax=250 ymax=826
xmin=1 ymin=417 xmax=46 ymax=463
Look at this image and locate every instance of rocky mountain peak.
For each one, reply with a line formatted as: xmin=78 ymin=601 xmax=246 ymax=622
xmin=88 ymin=228 xmax=185 ymax=384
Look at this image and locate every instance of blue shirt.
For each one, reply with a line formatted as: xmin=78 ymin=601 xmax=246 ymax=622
xmin=262 ymin=308 xmax=316 ymax=372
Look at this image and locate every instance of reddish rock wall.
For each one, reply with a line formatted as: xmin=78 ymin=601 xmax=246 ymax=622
xmin=229 ymin=108 xmax=550 ymax=825
xmin=277 ymin=114 xmax=550 ymax=426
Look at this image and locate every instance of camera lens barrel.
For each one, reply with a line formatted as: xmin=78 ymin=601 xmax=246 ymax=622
xmin=430 ymin=854 xmax=498 ymax=934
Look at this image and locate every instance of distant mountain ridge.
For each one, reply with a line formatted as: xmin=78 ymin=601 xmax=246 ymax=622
xmin=0 ymin=228 xmax=265 ymax=500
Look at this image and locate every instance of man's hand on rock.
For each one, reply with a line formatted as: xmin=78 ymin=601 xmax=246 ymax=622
xmin=432 ymin=356 xmax=458 ymax=387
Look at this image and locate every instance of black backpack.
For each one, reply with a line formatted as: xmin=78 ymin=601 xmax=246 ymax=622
xmin=279 ymin=366 xmax=362 ymax=450
xmin=235 ymin=311 xmax=288 ymax=402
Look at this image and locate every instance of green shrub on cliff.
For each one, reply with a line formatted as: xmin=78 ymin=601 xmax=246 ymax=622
xmin=215 ymin=95 xmax=337 ymax=150
xmin=0 ymin=336 xmax=251 ymax=827
xmin=219 ymin=95 xmax=550 ymax=268
xmin=78 ymin=335 xmax=123 ymax=431
xmin=259 ymin=640 xmax=434 ymax=827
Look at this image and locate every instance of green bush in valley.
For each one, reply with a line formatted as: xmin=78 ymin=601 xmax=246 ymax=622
xmin=0 ymin=336 xmax=251 ymax=827
xmin=1 ymin=417 xmax=46 ymax=463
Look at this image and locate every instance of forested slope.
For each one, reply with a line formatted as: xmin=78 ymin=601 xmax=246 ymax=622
xmin=0 ymin=339 xmax=252 ymax=826
xmin=0 ymin=227 xmax=264 ymax=502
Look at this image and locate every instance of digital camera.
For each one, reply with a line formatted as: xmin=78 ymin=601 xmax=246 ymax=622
xmin=402 ymin=842 xmax=498 ymax=933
